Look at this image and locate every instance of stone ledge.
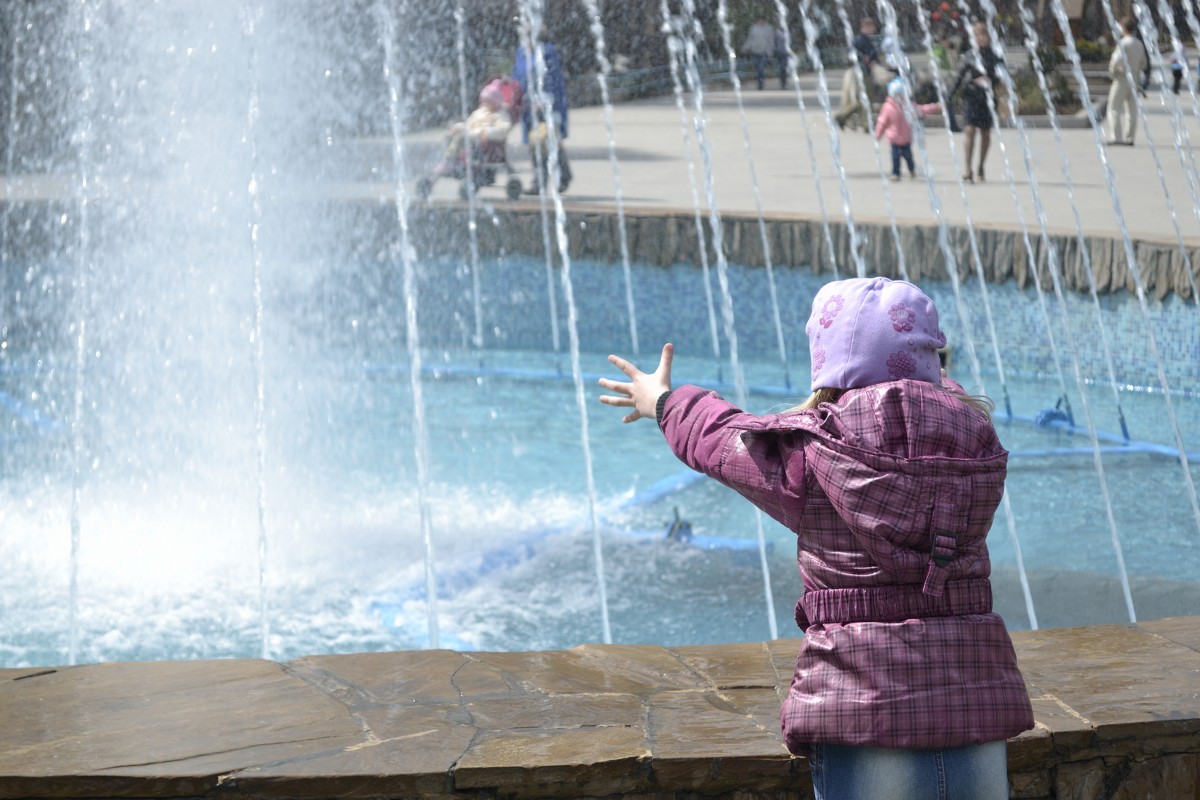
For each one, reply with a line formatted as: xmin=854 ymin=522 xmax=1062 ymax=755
xmin=405 ymin=204 xmax=1200 ymax=303
xmin=2 ymin=618 xmax=1198 ymax=799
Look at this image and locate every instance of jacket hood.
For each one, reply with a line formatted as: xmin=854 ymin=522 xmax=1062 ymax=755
xmin=725 ymin=380 xmax=1006 ymax=576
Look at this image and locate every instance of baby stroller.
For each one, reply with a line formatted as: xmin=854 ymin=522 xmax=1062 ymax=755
xmin=417 ymin=76 xmax=525 ymax=202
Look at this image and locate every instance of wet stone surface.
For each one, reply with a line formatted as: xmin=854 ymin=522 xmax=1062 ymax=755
xmin=2 ymin=618 xmax=1199 ymax=798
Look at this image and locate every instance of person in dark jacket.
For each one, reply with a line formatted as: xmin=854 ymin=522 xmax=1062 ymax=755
xmin=949 ymin=20 xmax=1003 ymax=183
xmin=599 ymin=277 xmax=1033 ymax=799
xmin=836 ymin=17 xmax=884 ymax=129
xmin=774 ymin=26 xmax=790 ymax=89
xmin=513 ymin=28 xmax=572 ymax=194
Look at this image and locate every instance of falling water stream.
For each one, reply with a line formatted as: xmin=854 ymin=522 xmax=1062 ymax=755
xmin=378 ymin=1 xmax=440 ymax=649
xmin=714 ymin=0 xmax=791 ymax=389
xmin=832 ymin=0 xmax=909 ymax=279
xmin=66 ymin=0 xmax=98 ymax=667
xmin=1047 ymin=0 xmax=1200 ymax=545
xmin=581 ymin=0 xmax=639 ymax=356
xmin=662 ymin=5 xmax=723 ymax=377
xmin=453 ymin=3 xmax=484 ymax=350
xmin=0 ymin=4 xmax=19 ymax=296
xmin=973 ymin=0 xmax=1137 ymax=621
xmin=1099 ymin=2 xmax=1198 ymax=301
xmin=1012 ymin=0 xmax=1131 ymax=440
xmin=889 ymin=0 xmax=1040 ymax=627
xmin=242 ymin=2 xmax=272 ymax=659
xmin=768 ymin=10 xmax=843 ymax=286
xmin=519 ymin=0 xmax=612 ymax=644
xmin=1145 ymin=0 xmax=1200 ymax=286
xmin=673 ymin=0 xmax=776 ymax=639
xmin=796 ymin=0 xmax=864 ymax=276
xmin=872 ymin=3 xmax=916 ymax=280
xmin=9 ymin=1 xmax=1200 ymax=664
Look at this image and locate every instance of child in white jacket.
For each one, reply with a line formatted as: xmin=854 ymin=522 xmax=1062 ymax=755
xmin=442 ymin=83 xmax=513 ymax=162
xmin=874 ymin=79 xmax=939 ymax=180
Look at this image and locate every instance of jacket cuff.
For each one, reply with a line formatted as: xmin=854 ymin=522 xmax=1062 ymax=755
xmin=655 ymin=390 xmax=673 ymax=427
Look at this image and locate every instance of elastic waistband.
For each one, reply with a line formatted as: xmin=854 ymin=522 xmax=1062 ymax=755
xmin=796 ymin=578 xmax=992 ymax=628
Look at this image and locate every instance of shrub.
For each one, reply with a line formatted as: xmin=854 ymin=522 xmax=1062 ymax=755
xmin=1012 ymin=68 xmax=1079 ymax=115
xmin=1013 ymin=71 xmax=1047 ymax=114
xmin=1075 ymin=38 xmax=1113 ymax=62
xmin=1035 ymin=43 xmax=1065 ymax=70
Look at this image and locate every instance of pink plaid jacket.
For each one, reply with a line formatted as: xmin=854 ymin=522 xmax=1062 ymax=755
xmin=659 ymin=379 xmax=1034 ymax=753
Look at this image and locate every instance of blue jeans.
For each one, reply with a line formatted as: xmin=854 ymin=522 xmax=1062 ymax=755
xmin=891 ymin=142 xmax=914 ymax=176
xmin=752 ymin=54 xmax=767 ymax=88
xmin=809 ymin=740 xmax=1008 ymax=800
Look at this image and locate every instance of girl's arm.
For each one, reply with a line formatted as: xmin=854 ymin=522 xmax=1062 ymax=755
xmin=659 ymin=386 xmax=806 ymax=529
xmin=948 ymin=59 xmax=970 ymax=98
xmin=599 ymin=345 xmax=805 ymax=528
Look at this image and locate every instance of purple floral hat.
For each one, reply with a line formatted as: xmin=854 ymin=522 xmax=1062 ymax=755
xmin=806 ymin=276 xmax=946 ymax=390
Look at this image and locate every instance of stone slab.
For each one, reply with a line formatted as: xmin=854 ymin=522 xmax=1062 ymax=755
xmin=0 ymin=659 xmax=363 ymax=797
xmin=1140 ymin=615 xmax=1200 ymax=654
xmin=1012 ymin=622 xmax=1200 ymax=743
xmin=4 ymin=620 xmax=1200 ymax=798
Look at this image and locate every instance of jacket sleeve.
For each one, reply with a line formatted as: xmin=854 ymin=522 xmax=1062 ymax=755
xmin=658 ymin=385 xmax=807 ymax=529
xmin=948 ymin=58 xmax=971 ymax=99
xmin=1108 ymin=44 xmax=1123 ymax=79
xmin=484 ymin=114 xmax=512 ymax=142
xmin=873 ymin=103 xmax=888 ymax=139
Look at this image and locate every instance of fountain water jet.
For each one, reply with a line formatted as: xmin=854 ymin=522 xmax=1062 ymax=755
xmin=4 ymin=1 xmax=1200 ymax=665
xmin=771 ymin=0 xmax=842 ymax=279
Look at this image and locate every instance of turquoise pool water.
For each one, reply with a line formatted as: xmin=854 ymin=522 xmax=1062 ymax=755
xmin=3 ymin=258 xmax=1199 ymax=666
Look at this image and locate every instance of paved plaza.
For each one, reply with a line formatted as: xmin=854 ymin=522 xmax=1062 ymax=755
xmin=418 ymin=74 xmax=1200 ymax=248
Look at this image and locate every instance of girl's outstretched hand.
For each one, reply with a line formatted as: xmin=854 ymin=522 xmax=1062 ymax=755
xmin=598 ymin=343 xmax=674 ymax=424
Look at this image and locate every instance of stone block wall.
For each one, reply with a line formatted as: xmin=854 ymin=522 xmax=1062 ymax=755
xmin=409 ymin=204 xmax=1200 ymax=303
xmin=3 ymin=618 xmax=1199 ymax=798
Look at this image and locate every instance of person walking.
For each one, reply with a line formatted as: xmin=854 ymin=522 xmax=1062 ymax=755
xmin=949 ymin=20 xmax=1003 ymax=182
xmin=742 ymin=17 xmax=775 ymax=90
xmin=836 ymin=17 xmax=884 ymax=130
xmin=835 ymin=60 xmax=868 ymax=131
xmin=774 ymin=25 xmax=790 ymax=89
xmin=1169 ymin=41 xmax=1188 ymax=95
xmin=598 ymin=276 xmax=1034 ymax=800
xmin=875 ymin=79 xmax=939 ymax=180
xmin=1103 ymin=17 xmax=1148 ymax=146
xmin=513 ymin=27 xmax=572 ymax=194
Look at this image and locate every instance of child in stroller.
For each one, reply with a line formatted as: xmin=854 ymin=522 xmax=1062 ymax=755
xmin=417 ymin=77 xmax=525 ymax=201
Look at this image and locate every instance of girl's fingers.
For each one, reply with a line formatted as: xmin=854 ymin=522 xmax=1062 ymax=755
xmin=658 ymin=343 xmax=674 ymax=379
xmin=597 ymin=377 xmax=632 ymax=395
xmin=607 ymin=353 xmax=640 ymax=379
xmin=598 ymin=394 xmax=633 ymax=407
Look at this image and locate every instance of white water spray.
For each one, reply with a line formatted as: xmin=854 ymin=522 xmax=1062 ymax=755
xmin=378 ymin=1 xmax=440 ymax=649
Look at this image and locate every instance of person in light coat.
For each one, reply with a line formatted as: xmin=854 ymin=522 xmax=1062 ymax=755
xmin=1104 ymin=17 xmax=1148 ymax=146
xmin=742 ymin=17 xmax=775 ymax=90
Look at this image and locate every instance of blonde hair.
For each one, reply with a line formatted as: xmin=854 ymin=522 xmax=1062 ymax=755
xmin=788 ymin=384 xmax=996 ymax=418
xmin=791 ymin=387 xmax=844 ymax=412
